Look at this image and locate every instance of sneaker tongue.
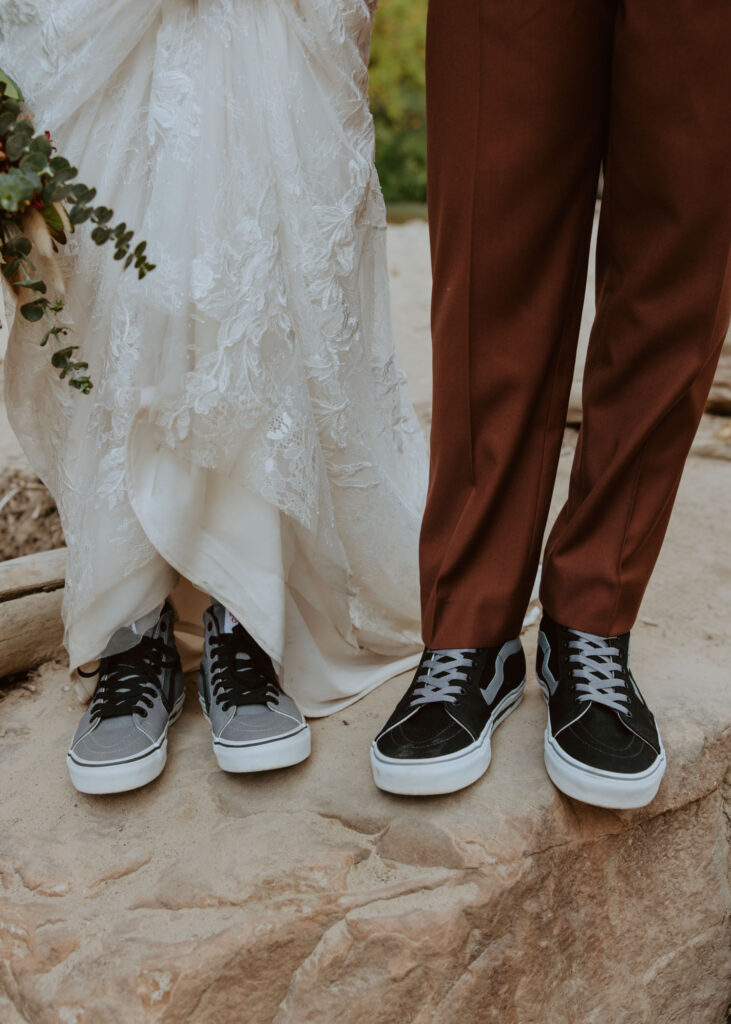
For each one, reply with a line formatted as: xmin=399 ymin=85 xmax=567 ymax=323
xmin=223 ymin=607 xmax=240 ymax=633
xmin=582 ymin=700 xmax=633 ymax=741
xmin=129 ymin=607 xmax=166 ymax=640
xmin=234 ymin=704 xmax=271 ymax=719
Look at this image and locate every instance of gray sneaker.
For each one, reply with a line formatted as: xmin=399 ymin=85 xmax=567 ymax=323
xmin=66 ymin=603 xmax=185 ymax=794
xmin=199 ymin=602 xmax=310 ymax=772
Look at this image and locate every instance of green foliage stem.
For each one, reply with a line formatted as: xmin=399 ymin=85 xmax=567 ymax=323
xmin=0 ymin=72 xmax=155 ymax=394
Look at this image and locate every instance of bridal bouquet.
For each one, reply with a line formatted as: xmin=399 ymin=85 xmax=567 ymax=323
xmin=0 ymin=68 xmax=154 ymax=393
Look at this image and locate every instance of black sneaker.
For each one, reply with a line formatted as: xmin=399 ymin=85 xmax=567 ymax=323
xmin=370 ymin=640 xmax=526 ymax=795
xmin=536 ymin=613 xmax=666 ymax=809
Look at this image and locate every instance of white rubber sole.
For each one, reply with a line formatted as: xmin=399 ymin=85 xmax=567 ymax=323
xmin=66 ymin=694 xmax=185 ymax=795
xmin=543 ymin=726 xmax=666 ymax=809
xmin=370 ymin=681 xmax=526 ymax=796
xmin=211 ymin=723 xmax=312 ymax=773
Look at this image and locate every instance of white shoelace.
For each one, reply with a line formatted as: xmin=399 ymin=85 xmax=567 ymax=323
xmin=409 ymin=649 xmax=479 ymax=707
xmin=568 ymin=631 xmax=629 ymax=715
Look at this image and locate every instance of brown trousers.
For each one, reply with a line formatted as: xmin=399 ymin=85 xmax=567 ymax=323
xmin=420 ymin=0 xmax=731 ymax=648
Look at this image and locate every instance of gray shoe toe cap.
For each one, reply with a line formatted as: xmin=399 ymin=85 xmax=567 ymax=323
xmin=69 ymin=716 xmax=157 ymax=764
xmin=218 ymin=704 xmax=305 ymax=744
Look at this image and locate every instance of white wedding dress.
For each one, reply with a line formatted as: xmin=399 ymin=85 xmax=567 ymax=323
xmin=0 ymin=0 xmax=427 ymax=714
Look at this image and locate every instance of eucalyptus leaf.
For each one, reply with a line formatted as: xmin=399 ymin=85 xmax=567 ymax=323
xmin=6 ymin=122 xmax=33 ymax=159
xmin=0 ymin=167 xmax=37 ymax=209
xmin=17 ymin=278 xmax=47 ymax=293
xmin=20 ymin=151 xmax=47 ymax=173
xmin=44 ymin=182 xmax=74 ymax=204
xmin=48 ymin=155 xmax=72 ymax=171
xmin=1 ymin=236 xmax=32 ymax=258
xmin=91 ymin=206 xmax=113 ymax=224
xmin=12 ymin=117 xmax=33 ymax=135
xmin=51 ymin=346 xmax=77 ymax=366
xmin=0 ymin=68 xmax=24 ymax=101
xmin=2 ymin=259 xmax=20 ymax=278
xmin=0 ymin=177 xmax=28 ymax=211
xmin=42 ymin=325 xmax=66 ymax=344
xmin=70 ymin=185 xmax=96 ymax=204
xmin=18 ymin=168 xmax=42 ymax=193
xmin=29 ymin=134 xmax=53 ymax=157
xmin=5 ymin=135 xmax=29 ymax=162
xmin=68 ymin=205 xmax=93 ymax=225
xmin=20 ymin=299 xmax=47 ymax=323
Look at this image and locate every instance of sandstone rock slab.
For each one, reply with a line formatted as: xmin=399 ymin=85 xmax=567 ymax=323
xmin=0 ymin=451 xmax=729 ymax=1024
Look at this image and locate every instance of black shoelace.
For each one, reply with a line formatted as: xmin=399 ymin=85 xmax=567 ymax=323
xmin=210 ymin=626 xmax=280 ymax=712
xmin=79 ymin=635 xmax=178 ymax=721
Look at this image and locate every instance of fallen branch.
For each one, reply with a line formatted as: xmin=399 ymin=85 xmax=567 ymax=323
xmin=0 ymin=547 xmax=66 ymax=677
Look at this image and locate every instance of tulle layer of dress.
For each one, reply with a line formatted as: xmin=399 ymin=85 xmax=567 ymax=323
xmin=0 ymin=0 xmax=427 ymax=714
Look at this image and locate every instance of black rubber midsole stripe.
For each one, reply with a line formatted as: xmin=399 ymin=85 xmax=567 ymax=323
xmin=213 ymin=725 xmax=308 ymax=749
xmin=68 ymin=735 xmax=165 ymax=769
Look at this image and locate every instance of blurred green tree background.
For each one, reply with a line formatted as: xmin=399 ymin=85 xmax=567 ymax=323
xmin=370 ymin=0 xmax=427 ymax=205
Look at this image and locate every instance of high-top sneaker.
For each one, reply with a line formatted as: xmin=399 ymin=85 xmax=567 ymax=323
xmin=67 ymin=602 xmax=185 ymax=794
xmin=370 ymin=639 xmax=526 ymax=795
xmin=536 ymin=613 xmax=666 ymax=809
xmin=198 ymin=602 xmax=310 ymax=772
